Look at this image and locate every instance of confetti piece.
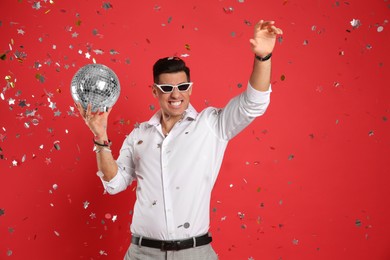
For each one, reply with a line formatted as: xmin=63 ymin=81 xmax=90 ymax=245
xmin=0 ymin=208 xmax=5 ymax=216
xmin=350 ymin=19 xmax=361 ymax=28
xmin=35 ymin=73 xmax=45 ymax=83
xmin=377 ymin=26 xmax=384 ymax=32
xmin=83 ymin=201 xmax=90 ymax=209
xmin=17 ymin=28 xmax=24 ymax=35
xmin=355 ymin=219 xmax=362 ymax=227
xmin=102 ymin=2 xmax=113 ymax=9
xmin=32 ymin=2 xmax=41 ymax=10
xmin=223 ymin=7 xmax=234 ymax=14
xmin=292 ymin=238 xmax=299 ymax=245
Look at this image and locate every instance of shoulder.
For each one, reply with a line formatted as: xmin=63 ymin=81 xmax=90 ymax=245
xmin=195 ymin=106 xmax=223 ymax=124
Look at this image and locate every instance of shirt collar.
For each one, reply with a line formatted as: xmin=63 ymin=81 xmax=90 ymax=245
xmin=147 ymin=104 xmax=198 ymax=126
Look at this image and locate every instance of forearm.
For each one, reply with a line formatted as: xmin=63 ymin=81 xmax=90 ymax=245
xmin=249 ymin=57 xmax=271 ymax=92
xmin=95 ymin=135 xmax=118 ymax=182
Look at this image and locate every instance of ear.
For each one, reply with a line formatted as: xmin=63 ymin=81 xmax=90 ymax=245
xmin=152 ymin=86 xmax=158 ymax=98
xmin=188 ymin=84 xmax=193 ymax=96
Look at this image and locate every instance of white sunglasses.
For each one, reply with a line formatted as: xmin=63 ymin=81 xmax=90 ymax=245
xmin=154 ymin=82 xmax=193 ymax=94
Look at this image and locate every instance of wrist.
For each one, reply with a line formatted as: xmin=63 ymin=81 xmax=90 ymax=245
xmin=255 ymin=53 xmax=272 ymax=62
xmin=93 ymin=136 xmax=112 ymax=147
xmin=93 ymin=145 xmax=112 ymax=153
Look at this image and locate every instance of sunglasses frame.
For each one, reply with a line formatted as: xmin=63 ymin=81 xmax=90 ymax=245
xmin=153 ymin=82 xmax=193 ymax=94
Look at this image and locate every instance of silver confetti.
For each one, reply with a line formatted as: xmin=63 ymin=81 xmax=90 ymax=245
xmin=350 ymin=19 xmax=361 ymax=28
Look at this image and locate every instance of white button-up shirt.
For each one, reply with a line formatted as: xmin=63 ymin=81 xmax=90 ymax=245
xmin=99 ymin=83 xmax=271 ymax=240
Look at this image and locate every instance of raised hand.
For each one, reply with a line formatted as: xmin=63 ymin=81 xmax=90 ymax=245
xmin=249 ymin=20 xmax=283 ymax=58
xmin=75 ymin=103 xmax=112 ymax=139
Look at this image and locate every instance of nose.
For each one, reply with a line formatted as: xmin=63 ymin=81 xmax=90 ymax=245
xmin=170 ymin=87 xmax=180 ymax=98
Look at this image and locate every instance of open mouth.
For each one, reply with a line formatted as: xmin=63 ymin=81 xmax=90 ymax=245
xmin=169 ymin=100 xmax=182 ymax=107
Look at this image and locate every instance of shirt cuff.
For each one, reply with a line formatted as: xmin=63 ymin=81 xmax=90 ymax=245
xmin=97 ymin=170 xmax=121 ymax=193
xmin=246 ymin=82 xmax=272 ymax=103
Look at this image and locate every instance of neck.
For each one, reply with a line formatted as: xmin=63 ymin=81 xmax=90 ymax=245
xmin=161 ymin=112 xmax=184 ymax=135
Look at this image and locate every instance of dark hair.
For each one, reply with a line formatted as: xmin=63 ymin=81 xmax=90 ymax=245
xmin=153 ymin=57 xmax=190 ymax=83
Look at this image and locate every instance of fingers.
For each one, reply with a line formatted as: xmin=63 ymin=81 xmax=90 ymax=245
xmin=75 ymin=102 xmax=90 ymax=122
xmin=76 ymin=102 xmax=112 ymax=125
xmin=255 ymin=20 xmax=283 ymax=35
xmin=84 ymin=103 xmax=93 ymax=122
xmin=270 ymin=25 xmax=283 ymax=35
xmin=75 ymin=102 xmax=85 ymax=115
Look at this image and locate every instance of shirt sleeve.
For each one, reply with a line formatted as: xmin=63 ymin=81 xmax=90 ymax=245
xmin=97 ymin=132 xmax=136 ymax=195
xmin=208 ymin=82 xmax=272 ymax=140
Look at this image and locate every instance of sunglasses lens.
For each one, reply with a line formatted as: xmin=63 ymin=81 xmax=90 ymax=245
xmin=160 ymin=85 xmax=174 ymax=92
xmin=177 ymin=83 xmax=191 ymax=91
xmin=156 ymin=83 xmax=192 ymax=93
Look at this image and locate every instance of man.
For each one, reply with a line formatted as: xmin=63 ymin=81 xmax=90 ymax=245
xmin=77 ymin=20 xmax=283 ymax=260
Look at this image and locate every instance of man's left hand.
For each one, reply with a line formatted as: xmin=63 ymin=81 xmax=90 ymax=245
xmin=249 ymin=20 xmax=283 ymax=58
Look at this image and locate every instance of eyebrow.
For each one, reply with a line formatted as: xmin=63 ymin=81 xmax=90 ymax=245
xmin=157 ymin=82 xmax=188 ymax=85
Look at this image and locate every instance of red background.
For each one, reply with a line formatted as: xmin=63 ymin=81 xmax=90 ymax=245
xmin=1 ymin=0 xmax=389 ymax=259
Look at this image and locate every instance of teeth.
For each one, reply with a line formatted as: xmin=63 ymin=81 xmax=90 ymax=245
xmin=170 ymin=101 xmax=181 ymax=106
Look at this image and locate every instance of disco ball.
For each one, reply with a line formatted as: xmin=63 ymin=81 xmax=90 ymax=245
xmin=70 ymin=64 xmax=120 ymax=112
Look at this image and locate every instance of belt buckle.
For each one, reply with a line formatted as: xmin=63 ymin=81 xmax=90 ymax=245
xmin=161 ymin=241 xmax=180 ymax=251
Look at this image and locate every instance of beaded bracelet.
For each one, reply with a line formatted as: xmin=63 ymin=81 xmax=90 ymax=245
xmin=94 ymin=147 xmax=112 ymax=153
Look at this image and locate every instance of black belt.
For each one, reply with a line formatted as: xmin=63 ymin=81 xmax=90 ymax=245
xmin=131 ymin=233 xmax=212 ymax=251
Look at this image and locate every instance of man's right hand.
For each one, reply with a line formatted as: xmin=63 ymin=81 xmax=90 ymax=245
xmin=75 ymin=103 xmax=112 ymax=139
